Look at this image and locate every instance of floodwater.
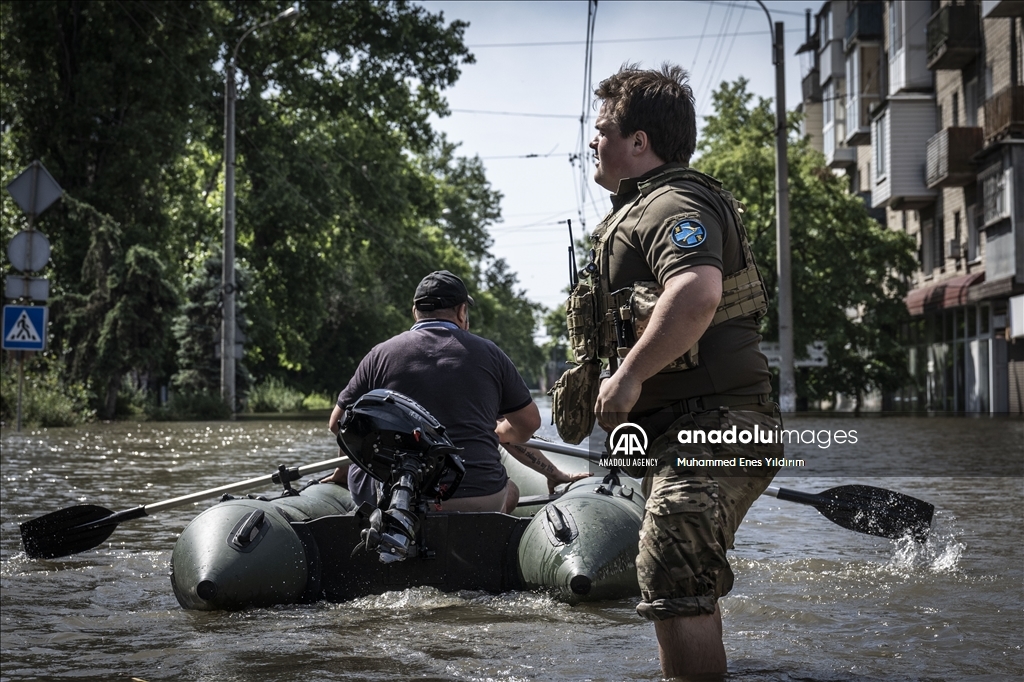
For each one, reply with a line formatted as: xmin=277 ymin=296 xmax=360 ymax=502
xmin=1 ymin=411 xmax=1021 ymax=681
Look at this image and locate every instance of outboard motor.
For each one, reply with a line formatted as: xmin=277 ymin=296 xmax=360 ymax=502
xmin=338 ymin=389 xmax=464 ymax=563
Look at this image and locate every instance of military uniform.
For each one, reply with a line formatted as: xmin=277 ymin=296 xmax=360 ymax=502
xmin=588 ymin=162 xmax=783 ymax=620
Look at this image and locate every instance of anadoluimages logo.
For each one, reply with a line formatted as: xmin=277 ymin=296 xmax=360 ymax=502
xmin=609 ymin=422 xmax=648 ymax=456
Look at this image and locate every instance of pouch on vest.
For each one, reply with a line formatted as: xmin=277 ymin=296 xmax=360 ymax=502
xmin=617 ymin=281 xmax=699 ymax=372
xmin=549 ymin=360 xmax=601 ymax=445
xmin=566 ymin=281 xmax=598 ymax=363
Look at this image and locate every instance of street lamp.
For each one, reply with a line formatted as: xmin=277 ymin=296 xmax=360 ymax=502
xmin=754 ymin=1 xmax=796 ymax=413
xmin=222 ymin=6 xmax=299 ymax=413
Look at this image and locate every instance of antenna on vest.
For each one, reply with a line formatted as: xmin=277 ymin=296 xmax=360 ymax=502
xmin=564 ymin=219 xmax=578 ymax=288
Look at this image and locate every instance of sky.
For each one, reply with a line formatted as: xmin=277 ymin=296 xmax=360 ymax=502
xmin=417 ymin=0 xmax=820 ymax=318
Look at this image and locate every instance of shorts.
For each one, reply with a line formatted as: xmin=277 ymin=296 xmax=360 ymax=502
xmin=634 ymin=407 xmax=783 ymax=621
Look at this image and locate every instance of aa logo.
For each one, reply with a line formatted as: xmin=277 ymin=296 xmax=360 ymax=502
xmin=609 ymin=422 xmax=648 ymax=456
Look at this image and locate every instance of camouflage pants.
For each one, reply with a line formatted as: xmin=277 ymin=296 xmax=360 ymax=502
xmin=635 ymin=407 xmax=783 ymax=621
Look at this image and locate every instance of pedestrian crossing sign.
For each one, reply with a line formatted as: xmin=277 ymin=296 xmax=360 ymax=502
xmin=3 ymin=305 xmax=47 ymax=351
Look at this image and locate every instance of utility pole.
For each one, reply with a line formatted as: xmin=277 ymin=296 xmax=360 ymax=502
xmin=755 ymin=2 xmax=796 ymax=413
xmin=773 ymin=20 xmax=796 ymax=413
xmin=222 ymin=7 xmax=299 ymax=414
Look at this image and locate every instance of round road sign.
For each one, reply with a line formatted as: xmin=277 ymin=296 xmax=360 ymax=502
xmin=7 ymin=231 xmax=51 ymax=273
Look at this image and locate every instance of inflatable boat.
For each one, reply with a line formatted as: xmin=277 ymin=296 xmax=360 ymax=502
xmin=170 ymin=389 xmax=644 ymax=610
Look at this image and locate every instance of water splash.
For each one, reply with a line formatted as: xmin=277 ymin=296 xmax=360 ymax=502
xmin=888 ymin=509 xmax=964 ymax=574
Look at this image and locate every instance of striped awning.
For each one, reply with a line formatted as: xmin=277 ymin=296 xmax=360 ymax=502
xmin=905 ymin=272 xmax=985 ymax=316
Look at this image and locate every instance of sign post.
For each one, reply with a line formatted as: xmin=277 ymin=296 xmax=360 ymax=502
xmin=5 ymin=161 xmax=62 ymax=431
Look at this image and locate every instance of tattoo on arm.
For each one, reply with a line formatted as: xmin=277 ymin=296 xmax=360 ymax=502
xmin=509 ymin=443 xmax=557 ymax=476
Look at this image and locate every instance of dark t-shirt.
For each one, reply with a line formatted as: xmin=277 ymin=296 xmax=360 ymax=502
xmin=601 ymin=164 xmax=772 ymax=415
xmin=338 ymin=321 xmax=533 ymax=498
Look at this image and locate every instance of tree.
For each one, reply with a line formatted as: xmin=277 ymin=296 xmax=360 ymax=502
xmin=172 ymin=252 xmax=251 ymax=397
xmin=57 ymin=197 xmax=178 ymax=418
xmin=2 ymin=1 xmax=222 ymax=415
xmin=694 ymin=79 xmax=916 ymax=407
xmin=1 ymin=1 xmax=544 ymax=412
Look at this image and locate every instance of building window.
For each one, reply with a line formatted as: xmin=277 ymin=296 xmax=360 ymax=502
xmin=965 ymin=77 xmax=978 ymax=127
xmin=967 ymin=205 xmax=979 ymax=261
xmin=952 ymin=91 xmax=960 ymax=128
xmin=847 ymin=50 xmax=859 ymax=128
xmin=934 ymin=216 xmax=946 ymax=271
xmin=824 ymin=81 xmax=834 ymax=126
xmin=890 ymin=1 xmax=903 ymax=53
xmin=982 ymin=166 xmax=1010 ymax=226
xmin=873 ymin=112 xmax=887 ymax=180
xmin=922 ymin=217 xmax=934 ymax=272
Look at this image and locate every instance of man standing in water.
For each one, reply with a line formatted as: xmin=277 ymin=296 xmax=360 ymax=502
xmin=571 ymin=64 xmax=784 ymax=677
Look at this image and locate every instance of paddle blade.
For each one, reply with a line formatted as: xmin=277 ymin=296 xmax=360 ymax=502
xmin=20 ymin=505 xmax=120 ymax=559
xmin=816 ymin=485 xmax=934 ymax=541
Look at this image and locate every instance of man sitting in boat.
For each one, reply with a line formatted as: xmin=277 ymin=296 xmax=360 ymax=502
xmin=323 ymin=270 xmax=580 ymax=512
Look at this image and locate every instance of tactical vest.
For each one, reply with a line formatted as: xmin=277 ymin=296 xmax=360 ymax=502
xmin=566 ymin=167 xmax=768 ymax=373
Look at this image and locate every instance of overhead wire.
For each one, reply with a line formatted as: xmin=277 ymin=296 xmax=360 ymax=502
xmin=688 ymin=3 xmax=714 ymax=79
xmin=701 ymin=2 xmax=751 ymax=118
xmin=573 ymin=0 xmax=599 ymax=236
xmin=466 ymin=29 xmax=800 ymax=49
xmin=695 ymin=2 xmax=735 ymax=112
xmin=692 ymin=0 xmax=808 ymax=17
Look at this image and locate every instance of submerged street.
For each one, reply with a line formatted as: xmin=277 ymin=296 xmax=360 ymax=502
xmin=1 ymin=413 xmax=1021 ymax=681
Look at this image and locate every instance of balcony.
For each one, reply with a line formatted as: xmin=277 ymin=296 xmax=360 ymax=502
xmin=926 ymin=127 xmax=983 ymax=189
xmin=984 ymin=85 xmax=1024 ymax=142
xmin=871 ymin=95 xmax=937 ymax=210
xmin=927 ymin=4 xmax=981 ymax=71
xmin=982 ymin=0 xmax=1024 ymax=18
xmin=824 ymin=120 xmax=856 ymax=168
xmin=802 ymin=68 xmax=821 ymax=103
xmin=845 ymin=43 xmax=882 ymax=146
xmin=819 ymin=38 xmax=844 ymax=85
xmin=845 ymin=1 xmax=883 ymax=49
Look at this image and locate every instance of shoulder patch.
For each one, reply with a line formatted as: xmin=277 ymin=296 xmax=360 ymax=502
xmin=670 ymin=219 xmax=707 ymax=249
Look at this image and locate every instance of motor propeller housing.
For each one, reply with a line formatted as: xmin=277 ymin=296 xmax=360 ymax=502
xmin=337 ymin=389 xmax=465 ymax=562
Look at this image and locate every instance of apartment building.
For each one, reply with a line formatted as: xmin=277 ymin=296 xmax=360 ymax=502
xmin=797 ymin=0 xmax=1024 ymax=413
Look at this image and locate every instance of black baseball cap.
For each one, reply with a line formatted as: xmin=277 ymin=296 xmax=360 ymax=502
xmin=413 ymin=270 xmax=475 ymax=311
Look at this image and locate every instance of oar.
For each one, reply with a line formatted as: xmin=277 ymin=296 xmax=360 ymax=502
xmin=524 ymin=438 xmax=934 ymax=541
xmin=20 ymin=455 xmax=349 ymax=560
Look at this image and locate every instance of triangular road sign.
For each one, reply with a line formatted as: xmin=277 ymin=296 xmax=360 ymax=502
xmin=6 ymin=310 xmax=41 ymax=342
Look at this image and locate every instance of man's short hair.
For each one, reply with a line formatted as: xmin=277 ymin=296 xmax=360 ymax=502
xmin=595 ymin=63 xmax=696 ymax=165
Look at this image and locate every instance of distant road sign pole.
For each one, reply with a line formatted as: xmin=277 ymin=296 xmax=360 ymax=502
xmin=3 ymin=306 xmax=48 ymax=431
xmin=5 ymin=160 xmax=62 ymax=432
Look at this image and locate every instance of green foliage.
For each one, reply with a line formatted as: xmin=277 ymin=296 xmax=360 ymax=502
xmin=151 ymin=390 xmax=232 ymax=421
xmin=301 ymin=393 xmax=333 ymax=411
xmin=1 ymin=1 xmax=545 ymax=415
xmin=694 ymin=79 xmax=916 ymax=404
xmin=470 ymin=259 xmax=546 ymax=387
xmin=55 ymin=196 xmax=179 ymax=419
xmin=0 ymin=355 xmax=94 ymax=428
xmin=246 ymin=376 xmax=305 ymax=413
xmin=172 ymin=252 xmax=252 ymax=396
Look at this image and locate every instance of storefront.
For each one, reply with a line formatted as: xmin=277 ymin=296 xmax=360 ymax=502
xmin=895 ymin=273 xmax=1011 ymax=413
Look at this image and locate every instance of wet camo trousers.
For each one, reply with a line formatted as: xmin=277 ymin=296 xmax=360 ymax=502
xmin=635 ymin=407 xmax=783 ymax=621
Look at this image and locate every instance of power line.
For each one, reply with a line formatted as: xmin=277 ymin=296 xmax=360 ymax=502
xmin=452 ymin=111 xmax=710 ymax=126
xmin=466 ymin=28 xmax=802 ymax=49
xmin=702 ymin=2 xmax=751 ymax=118
xmin=694 ymin=1 xmax=734 ymax=108
xmin=693 ymin=1 xmax=810 ymax=17
xmin=574 ymin=0 xmax=599 ymax=236
xmin=689 ymin=4 xmax=715 ymax=78
xmin=450 ymin=109 xmax=577 ymax=119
